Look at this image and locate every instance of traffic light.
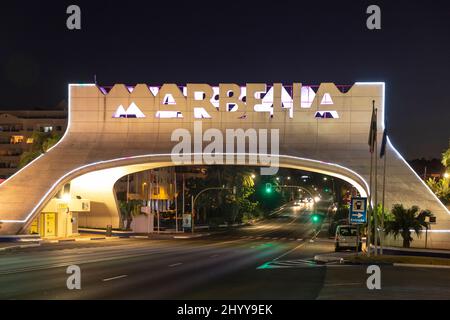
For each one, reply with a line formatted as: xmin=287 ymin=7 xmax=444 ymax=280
xmin=311 ymin=214 xmax=321 ymax=223
xmin=265 ymin=183 xmax=272 ymax=193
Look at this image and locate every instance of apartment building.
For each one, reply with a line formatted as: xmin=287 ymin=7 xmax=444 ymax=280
xmin=0 ymin=110 xmax=67 ymax=180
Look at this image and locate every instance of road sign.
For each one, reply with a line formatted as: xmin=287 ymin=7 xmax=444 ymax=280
xmin=349 ymin=197 xmax=367 ymax=224
xmin=182 ymin=214 xmax=191 ymax=228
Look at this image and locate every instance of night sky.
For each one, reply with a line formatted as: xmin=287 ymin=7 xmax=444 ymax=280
xmin=1 ymin=0 xmax=449 ymax=159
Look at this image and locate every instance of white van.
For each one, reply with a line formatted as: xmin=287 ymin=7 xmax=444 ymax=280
xmin=335 ymin=225 xmax=361 ymax=252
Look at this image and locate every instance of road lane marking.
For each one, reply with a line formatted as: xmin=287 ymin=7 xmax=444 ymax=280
xmin=102 ymin=275 xmax=128 ymax=282
xmin=393 ymin=263 xmax=450 ymax=269
xmin=272 ymin=241 xmax=308 ymax=261
xmin=169 ymin=262 xmax=183 ymax=267
xmin=324 ymin=282 xmax=362 ymax=287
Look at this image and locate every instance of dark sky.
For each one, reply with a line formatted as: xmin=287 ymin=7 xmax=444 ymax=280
xmin=1 ymin=0 xmax=449 ymax=159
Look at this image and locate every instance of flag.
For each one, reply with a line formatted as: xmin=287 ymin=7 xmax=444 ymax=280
xmin=380 ymin=128 xmax=387 ymax=158
xmin=368 ymin=104 xmax=377 ymax=153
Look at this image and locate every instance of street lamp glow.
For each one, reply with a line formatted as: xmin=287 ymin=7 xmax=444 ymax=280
xmin=323 ymin=177 xmax=328 ymax=181
xmin=251 ymin=174 xmax=256 ymax=179
xmin=61 ymin=193 xmax=71 ymax=202
xmin=445 ymin=172 xmax=450 ymax=179
xmin=287 ymin=176 xmax=291 ymax=180
xmin=314 ymin=196 xmax=321 ymax=203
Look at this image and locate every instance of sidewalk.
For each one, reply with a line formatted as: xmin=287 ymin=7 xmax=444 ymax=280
xmin=79 ymin=227 xmax=214 ymax=240
xmin=314 ymin=246 xmax=450 ymax=268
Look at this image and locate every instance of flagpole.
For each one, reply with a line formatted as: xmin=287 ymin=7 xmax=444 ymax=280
xmin=381 ymin=147 xmax=387 ymax=255
xmin=374 ymin=107 xmax=378 ymax=256
xmin=367 ymin=144 xmax=373 ymax=257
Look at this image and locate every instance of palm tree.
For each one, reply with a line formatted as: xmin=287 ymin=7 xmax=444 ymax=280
xmin=119 ymin=199 xmax=142 ymax=230
xmin=385 ymin=204 xmax=433 ymax=248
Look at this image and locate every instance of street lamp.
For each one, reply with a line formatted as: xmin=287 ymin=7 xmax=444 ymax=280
xmin=251 ymin=174 xmax=256 ymax=179
xmin=61 ymin=193 xmax=71 ymax=202
xmin=445 ymin=172 xmax=449 ymax=179
xmin=191 ymin=186 xmax=234 ymax=233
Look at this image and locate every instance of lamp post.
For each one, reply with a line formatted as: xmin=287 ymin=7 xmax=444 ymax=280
xmin=191 ymin=186 xmax=235 ymax=233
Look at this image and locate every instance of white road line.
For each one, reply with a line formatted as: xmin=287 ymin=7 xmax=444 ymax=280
xmin=272 ymin=242 xmax=308 ymax=261
xmin=393 ymin=263 xmax=450 ymax=269
xmin=169 ymin=262 xmax=183 ymax=267
xmin=102 ymin=275 xmax=128 ymax=282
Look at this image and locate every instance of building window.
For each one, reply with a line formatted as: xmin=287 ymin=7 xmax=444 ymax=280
xmin=26 ymin=138 xmax=34 ymax=144
xmin=10 ymin=135 xmax=24 ymax=144
xmin=40 ymin=126 xmax=53 ymax=133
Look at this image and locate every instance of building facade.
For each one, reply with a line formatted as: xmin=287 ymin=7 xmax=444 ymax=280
xmin=0 ymin=110 xmax=67 ymax=180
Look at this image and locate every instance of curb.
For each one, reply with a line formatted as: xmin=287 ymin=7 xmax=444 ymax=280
xmin=314 ymin=255 xmax=345 ymax=264
xmin=40 ymin=236 xmax=110 ymax=244
xmin=173 ymin=233 xmax=210 ymax=239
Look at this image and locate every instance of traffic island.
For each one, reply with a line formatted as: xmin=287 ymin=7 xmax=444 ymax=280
xmin=345 ymin=254 xmax=450 ymax=267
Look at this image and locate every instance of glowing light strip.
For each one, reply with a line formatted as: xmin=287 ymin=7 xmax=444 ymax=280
xmin=0 ymin=82 xmax=374 ymax=224
xmin=388 ymin=136 xmax=450 ymax=214
xmin=0 ymin=152 xmax=370 ymax=223
xmin=355 ymin=81 xmax=449 ymax=215
xmin=7 ymin=81 xmax=447 ymax=229
xmin=415 ymin=229 xmax=450 ymax=233
xmin=0 ymin=84 xmax=95 ymax=188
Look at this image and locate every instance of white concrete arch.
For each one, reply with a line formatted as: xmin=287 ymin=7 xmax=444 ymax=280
xmin=66 ymin=153 xmax=371 ymax=229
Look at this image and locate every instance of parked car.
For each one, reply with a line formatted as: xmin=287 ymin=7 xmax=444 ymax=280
xmin=335 ymin=225 xmax=361 ymax=252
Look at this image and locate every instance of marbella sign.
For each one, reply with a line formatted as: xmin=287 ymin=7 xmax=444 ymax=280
xmin=112 ymin=83 xmax=338 ymax=120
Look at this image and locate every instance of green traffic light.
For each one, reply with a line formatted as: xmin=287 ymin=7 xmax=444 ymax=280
xmin=312 ymin=215 xmax=320 ymax=223
xmin=265 ymin=183 xmax=272 ymax=193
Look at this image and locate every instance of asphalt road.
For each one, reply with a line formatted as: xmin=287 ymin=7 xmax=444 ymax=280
xmin=1 ymin=203 xmax=450 ymax=299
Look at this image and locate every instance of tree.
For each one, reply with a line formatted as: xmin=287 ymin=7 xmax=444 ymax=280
xmin=18 ymin=131 xmax=62 ymax=168
xmin=426 ymin=146 xmax=450 ymax=205
xmin=427 ymin=177 xmax=450 ymax=205
xmin=385 ymin=204 xmax=433 ymax=248
xmin=119 ymin=199 xmax=142 ymax=230
xmin=184 ymin=166 xmax=260 ymax=225
xmin=442 ymin=147 xmax=450 ymax=168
